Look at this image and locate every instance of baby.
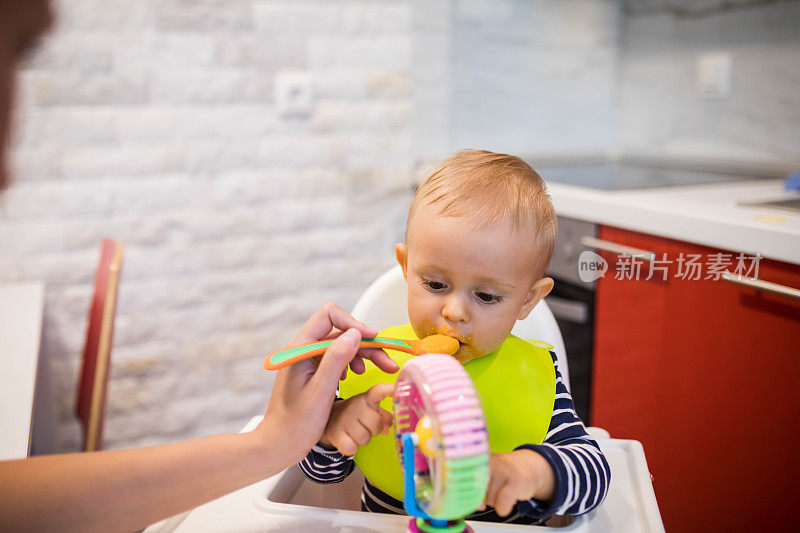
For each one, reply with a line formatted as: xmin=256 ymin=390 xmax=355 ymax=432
xmin=300 ymin=149 xmax=610 ymax=525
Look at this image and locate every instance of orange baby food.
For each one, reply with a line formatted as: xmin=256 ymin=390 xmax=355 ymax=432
xmin=409 ymin=334 xmax=459 ymax=356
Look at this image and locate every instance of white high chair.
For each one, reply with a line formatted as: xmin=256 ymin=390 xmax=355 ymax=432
xmin=144 ymin=271 xmax=664 ymax=533
xmin=351 ymin=265 xmax=571 ymax=391
xmin=351 ymin=265 xmax=615 ymax=441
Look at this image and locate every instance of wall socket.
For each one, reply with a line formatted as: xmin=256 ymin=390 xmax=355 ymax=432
xmin=695 ymin=52 xmax=732 ymax=100
xmin=275 ymin=70 xmax=313 ymax=116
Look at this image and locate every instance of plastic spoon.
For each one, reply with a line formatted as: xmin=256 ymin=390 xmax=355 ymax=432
xmin=264 ymin=334 xmax=460 ymax=370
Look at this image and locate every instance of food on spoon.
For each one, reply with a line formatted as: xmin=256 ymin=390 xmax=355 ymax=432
xmin=409 ymin=334 xmax=459 ymax=356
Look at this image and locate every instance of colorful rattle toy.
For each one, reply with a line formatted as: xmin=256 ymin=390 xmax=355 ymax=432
xmin=264 ymin=333 xmax=489 ymax=532
xmin=264 ymin=334 xmax=459 ymax=370
xmin=393 ymin=354 xmax=490 ymax=533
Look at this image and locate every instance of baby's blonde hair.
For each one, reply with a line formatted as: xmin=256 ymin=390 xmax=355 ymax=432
xmin=406 ymin=149 xmax=557 ymax=280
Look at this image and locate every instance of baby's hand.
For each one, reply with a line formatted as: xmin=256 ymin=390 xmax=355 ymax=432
xmin=480 ymin=449 xmax=556 ymax=517
xmin=318 ymin=383 xmax=394 ymax=456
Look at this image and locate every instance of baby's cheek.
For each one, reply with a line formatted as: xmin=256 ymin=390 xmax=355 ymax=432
xmin=407 ymin=291 xmax=434 ymax=323
xmin=472 ymin=331 xmax=505 ymax=357
xmin=411 ymin=317 xmax=437 ymax=339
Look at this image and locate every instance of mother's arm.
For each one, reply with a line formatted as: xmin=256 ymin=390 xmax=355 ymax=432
xmin=0 ymin=302 xmax=397 ymax=533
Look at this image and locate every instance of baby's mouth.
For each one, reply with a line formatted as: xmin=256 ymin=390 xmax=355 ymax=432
xmin=434 ymin=329 xmax=468 ymax=355
xmin=423 ymin=325 xmax=472 ymax=360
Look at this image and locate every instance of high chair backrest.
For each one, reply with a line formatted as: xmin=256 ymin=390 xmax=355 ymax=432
xmin=75 ymin=239 xmax=124 ymax=452
xmin=351 ymin=265 xmax=570 ymax=390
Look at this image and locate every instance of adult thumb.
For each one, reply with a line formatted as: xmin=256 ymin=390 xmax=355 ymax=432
xmin=310 ymin=328 xmax=361 ymax=394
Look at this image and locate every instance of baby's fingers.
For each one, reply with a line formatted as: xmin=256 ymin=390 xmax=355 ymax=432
xmin=359 ymin=407 xmax=388 ymax=437
xmin=483 ymin=469 xmax=505 ymax=512
xmin=493 ymin=484 xmax=519 ymax=517
xmin=362 ymin=406 xmax=393 ymax=437
xmin=347 ymin=422 xmax=372 ymax=448
xmin=329 ymin=431 xmax=358 ymax=457
xmin=365 ymin=382 xmax=395 ymax=408
xmin=378 ymin=407 xmax=393 ymax=435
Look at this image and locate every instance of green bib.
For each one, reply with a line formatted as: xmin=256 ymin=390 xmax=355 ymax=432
xmin=338 ymin=324 xmax=557 ymax=501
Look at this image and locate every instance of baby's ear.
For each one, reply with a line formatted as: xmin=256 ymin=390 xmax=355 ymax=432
xmin=518 ymin=277 xmax=554 ymax=320
xmin=395 ymin=243 xmax=408 ymax=280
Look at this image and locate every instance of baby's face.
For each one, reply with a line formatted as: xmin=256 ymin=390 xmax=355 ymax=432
xmin=397 ymin=202 xmax=552 ymax=364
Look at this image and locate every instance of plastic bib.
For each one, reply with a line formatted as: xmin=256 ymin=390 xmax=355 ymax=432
xmin=338 ymin=324 xmax=556 ymax=501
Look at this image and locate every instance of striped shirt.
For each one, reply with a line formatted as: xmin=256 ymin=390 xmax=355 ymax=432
xmin=299 ymin=351 xmax=610 ymax=524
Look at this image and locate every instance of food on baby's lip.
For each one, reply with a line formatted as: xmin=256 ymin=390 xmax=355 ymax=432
xmin=409 ymin=334 xmax=460 ymax=356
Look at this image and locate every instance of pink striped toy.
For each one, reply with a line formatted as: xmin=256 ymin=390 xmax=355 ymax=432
xmin=393 ymin=354 xmax=490 ymax=533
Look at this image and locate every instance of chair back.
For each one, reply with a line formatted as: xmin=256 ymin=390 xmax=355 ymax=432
xmin=351 ymin=265 xmax=570 ymax=390
xmin=75 ymin=239 xmax=124 ymax=451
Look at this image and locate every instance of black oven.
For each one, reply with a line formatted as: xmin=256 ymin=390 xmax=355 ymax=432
xmin=545 ymin=216 xmax=598 ymax=423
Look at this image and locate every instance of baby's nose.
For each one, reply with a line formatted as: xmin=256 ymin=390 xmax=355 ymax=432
xmin=441 ymin=296 xmax=468 ymax=323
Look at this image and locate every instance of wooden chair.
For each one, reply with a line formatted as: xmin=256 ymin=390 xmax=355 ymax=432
xmin=75 ymin=239 xmax=124 ymax=452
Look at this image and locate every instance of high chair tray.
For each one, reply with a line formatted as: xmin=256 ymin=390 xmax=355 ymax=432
xmin=145 ymin=416 xmax=664 ymax=533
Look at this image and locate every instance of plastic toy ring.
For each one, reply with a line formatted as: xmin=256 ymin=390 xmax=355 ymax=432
xmin=393 ymin=354 xmax=490 ymax=522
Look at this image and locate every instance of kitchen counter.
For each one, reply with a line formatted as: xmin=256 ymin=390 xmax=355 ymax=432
xmin=0 ymin=281 xmax=45 ymax=460
xmin=547 ymin=179 xmax=800 ymax=265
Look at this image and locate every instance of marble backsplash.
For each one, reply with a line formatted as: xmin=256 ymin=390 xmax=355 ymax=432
xmin=412 ymin=0 xmax=619 ymax=162
xmin=619 ymin=0 xmax=800 ymax=167
xmin=414 ymin=0 xmax=800 ymax=171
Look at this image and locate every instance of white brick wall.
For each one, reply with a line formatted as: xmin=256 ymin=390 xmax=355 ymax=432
xmin=2 ymin=0 xmax=414 ymax=452
xmin=10 ymin=0 xmax=788 ymax=454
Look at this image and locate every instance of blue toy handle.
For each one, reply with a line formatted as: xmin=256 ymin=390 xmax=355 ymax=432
xmin=401 ymin=433 xmax=429 ymax=519
xmin=401 ymin=433 xmax=450 ymax=528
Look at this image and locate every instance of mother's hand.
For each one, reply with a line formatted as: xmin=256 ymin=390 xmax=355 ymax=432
xmin=258 ymin=302 xmax=399 ymax=466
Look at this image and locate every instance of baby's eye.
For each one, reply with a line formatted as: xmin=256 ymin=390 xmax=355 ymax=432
xmin=423 ymin=279 xmax=447 ymax=291
xmin=476 ymin=291 xmax=502 ymax=304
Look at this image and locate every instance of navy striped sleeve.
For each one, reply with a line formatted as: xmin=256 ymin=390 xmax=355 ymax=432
xmin=515 ymin=351 xmax=611 ymax=519
xmin=298 ymin=445 xmax=355 ymax=484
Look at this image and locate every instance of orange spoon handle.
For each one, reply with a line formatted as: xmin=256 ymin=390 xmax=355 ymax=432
xmin=264 ymin=337 xmax=414 ymax=370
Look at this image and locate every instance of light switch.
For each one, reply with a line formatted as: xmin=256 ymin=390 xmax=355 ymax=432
xmin=275 ymin=70 xmax=313 ymax=116
xmin=695 ymin=52 xmax=732 ymax=100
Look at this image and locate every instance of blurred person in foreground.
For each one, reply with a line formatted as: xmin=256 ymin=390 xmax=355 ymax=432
xmin=0 ymin=1 xmax=398 ymax=531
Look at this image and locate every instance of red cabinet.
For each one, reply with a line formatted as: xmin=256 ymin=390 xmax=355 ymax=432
xmin=592 ymin=226 xmax=800 ymax=532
